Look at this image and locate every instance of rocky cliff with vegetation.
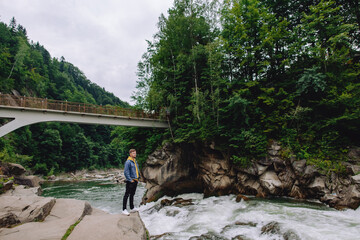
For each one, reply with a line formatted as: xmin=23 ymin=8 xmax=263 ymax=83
xmin=130 ymin=0 xmax=360 ymax=192
xmin=142 ymin=142 xmax=360 ymax=210
xmin=130 ymin=0 xmax=360 ymax=210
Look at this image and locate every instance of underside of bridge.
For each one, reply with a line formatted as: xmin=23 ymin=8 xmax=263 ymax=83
xmin=0 ymin=107 xmax=168 ymax=137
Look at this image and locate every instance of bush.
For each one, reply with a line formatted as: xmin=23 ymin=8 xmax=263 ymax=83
xmin=88 ymin=165 xmax=96 ymax=171
xmin=231 ymin=155 xmax=251 ymax=168
xmin=33 ymin=163 xmax=48 ymax=175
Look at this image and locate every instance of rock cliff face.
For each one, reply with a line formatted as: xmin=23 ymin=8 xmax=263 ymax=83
xmin=142 ymin=143 xmax=203 ymax=203
xmin=141 ymin=142 xmax=360 ymax=210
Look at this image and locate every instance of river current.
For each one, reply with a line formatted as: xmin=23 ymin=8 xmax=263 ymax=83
xmin=42 ymin=180 xmax=360 ymax=240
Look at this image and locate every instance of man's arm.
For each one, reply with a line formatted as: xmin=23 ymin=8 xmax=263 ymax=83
xmin=124 ymin=160 xmax=131 ymax=181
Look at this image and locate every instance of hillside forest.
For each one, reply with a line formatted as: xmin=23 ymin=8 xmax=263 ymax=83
xmin=0 ymin=17 xmax=165 ymax=174
xmin=0 ymin=0 xmax=359 ymax=175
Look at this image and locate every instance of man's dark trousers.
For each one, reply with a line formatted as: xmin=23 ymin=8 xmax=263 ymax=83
xmin=123 ymin=181 xmax=138 ymax=210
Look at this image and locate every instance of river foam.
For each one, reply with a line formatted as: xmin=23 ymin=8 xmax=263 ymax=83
xmin=139 ymin=193 xmax=360 ymax=240
xmin=42 ymin=181 xmax=360 ymax=240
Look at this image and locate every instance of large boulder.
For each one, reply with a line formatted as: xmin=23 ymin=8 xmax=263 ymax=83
xmin=292 ymin=159 xmax=307 ymax=176
xmin=306 ymin=177 xmax=327 ymax=198
xmin=260 ymin=171 xmax=283 ymax=195
xmin=289 ymin=184 xmax=306 ymax=199
xmin=277 ymin=169 xmax=296 ymax=191
xmin=236 ymin=162 xmax=258 ymax=176
xmin=1 ymin=162 xmax=26 ymax=176
xmin=14 ymin=175 xmax=42 ymax=187
xmin=142 ymin=143 xmax=202 ymax=203
xmin=195 ymin=147 xmax=235 ymax=196
xmin=236 ymin=173 xmax=264 ymax=196
xmin=0 ymin=196 xmax=55 ymax=225
xmin=0 ymin=186 xmax=55 ymax=226
xmin=0 ymin=198 xmax=92 ymax=240
xmin=323 ymin=185 xmax=360 ymax=210
xmin=68 ymin=212 xmax=147 ymax=240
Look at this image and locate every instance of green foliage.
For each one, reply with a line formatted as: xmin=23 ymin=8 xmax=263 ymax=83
xmin=231 ymin=155 xmax=251 ymax=168
xmin=307 ymin=157 xmax=347 ymax=175
xmin=88 ymin=165 xmax=96 ymax=172
xmin=227 ymin=128 xmax=267 ymax=158
xmin=47 ymin=167 xmax=55 ymax=177
xmin=0 ymin=139 xmax=33 ymax=168
xmin=33 ymin=163 xmax=48 ymax=175
xmin=111 ymin=126 xmax=166 ymax=167
xmin=296 ymin=67 xmax=327 ymax=95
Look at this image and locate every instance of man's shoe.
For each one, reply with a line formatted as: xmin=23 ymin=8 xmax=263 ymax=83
xmin=122 ymin=209 xmax=130 ymax=216
xmin=130 ymin=207 xmax=139 ymax=213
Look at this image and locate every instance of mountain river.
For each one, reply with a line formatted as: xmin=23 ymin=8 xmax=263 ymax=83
xmin=42 ymin=180 xmax=360 ymax=240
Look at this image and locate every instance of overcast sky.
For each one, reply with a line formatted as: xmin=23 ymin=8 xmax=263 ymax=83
xmin=0 ymin=0 xmax=174 ymax=104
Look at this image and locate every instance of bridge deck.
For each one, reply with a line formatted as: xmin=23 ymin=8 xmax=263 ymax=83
xmin=0 ymin=94 xmax=168 ymax=137
xmin=0 ymin=94 xmax=164 ymax=120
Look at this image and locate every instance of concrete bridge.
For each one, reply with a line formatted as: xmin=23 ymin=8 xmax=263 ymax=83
xmin=0 ymin=94 xmax=169 ymax=137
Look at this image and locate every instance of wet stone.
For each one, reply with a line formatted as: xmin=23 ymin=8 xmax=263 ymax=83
xmin=160 ymin=198 xmax=193 ymax=207
xmin=231 ymin=236 xmax=251 ymax=240
xmin=221 ymin=221 xmax=257 ymax=235
xmin=236 ymin=194 xmax=250 ymax=202
xmin=221 ymin=224 xmax=235 ymax=234
xmin=189 ymin=232 xmax=230 ymax=240
xmin=165 ymin=209 xmax=180 ymax=217
xmin=283 ymin=230 xmax=301 ymax=240
xmin=150 ymin=232 xmax=175 ymax=240
xmin=235 ymin=221 xmax=257 ymax=227
xmin=160 ymin=199 xmax=173 ymax=206
xmin=261 ymin=221 xmax=281 ymax=235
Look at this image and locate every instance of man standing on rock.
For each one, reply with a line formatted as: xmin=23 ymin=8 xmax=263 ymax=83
xmin=122 ymin=149 xmax=140 ymax=215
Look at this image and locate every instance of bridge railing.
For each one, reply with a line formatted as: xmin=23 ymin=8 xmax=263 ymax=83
xmin=0 ymin=94 xmax=165 ymax=120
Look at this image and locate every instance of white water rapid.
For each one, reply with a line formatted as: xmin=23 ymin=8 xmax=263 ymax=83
xmin=42 ymin=181 xmax=360 ymax=240
xmin=139 ymin=193 xmax=360 ymax=240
